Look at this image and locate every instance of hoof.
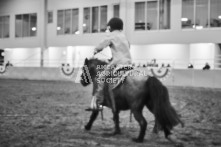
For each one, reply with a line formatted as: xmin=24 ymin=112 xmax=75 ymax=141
xmin=132 ymin=138 xmax=143 ymax=143
xmin=84 ymin=125 xmax=91 ymax=131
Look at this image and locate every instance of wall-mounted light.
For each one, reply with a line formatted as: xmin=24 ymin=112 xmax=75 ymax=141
xmin=57 ymin=26 xmax=61 ymax=30
xmin=82 ymin=24 xmax=86 ymax=27
xmin=75 ymin=31 xmax=80 ymax=34
xmin=181 ymin=18 xmax=188 ymax=22
xmin=196 ymin=25 xmax=203 ymax=30
xmin=1 ymin=52 xmax=5 ymax=56
xmin=31 ymin=27 xmax=37 ymax=31
xmin=218 ymin=15 xmax=221 ymax=19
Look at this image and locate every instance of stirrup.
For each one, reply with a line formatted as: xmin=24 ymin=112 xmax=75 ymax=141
xmin=85 ymin=106 xmax=103 ymax=111
xmin=85 ymin=96 xmax=103 ymax=111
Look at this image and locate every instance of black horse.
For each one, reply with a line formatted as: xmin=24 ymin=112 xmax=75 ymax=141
xmin=80 ymin=58 xmax=183 ymax=145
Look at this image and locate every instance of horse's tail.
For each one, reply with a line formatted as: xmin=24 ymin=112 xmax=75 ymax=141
xmin=146 ymin=76 xmax=182 ymax=133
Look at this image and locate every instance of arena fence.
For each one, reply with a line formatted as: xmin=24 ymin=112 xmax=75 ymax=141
xmin=0 ymin=66 xmax=221 ymax=89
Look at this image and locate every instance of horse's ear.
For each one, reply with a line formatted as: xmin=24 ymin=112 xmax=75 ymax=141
xmin=85 ymin=58 xmax=89 ymax=64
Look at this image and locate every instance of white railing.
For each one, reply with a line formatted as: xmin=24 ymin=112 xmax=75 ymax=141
xmin=3 ymin=58 xmax=221 ymax=70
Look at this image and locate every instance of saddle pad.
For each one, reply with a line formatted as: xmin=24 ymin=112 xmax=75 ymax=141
xmin=111 ymin=69 xmax=147 ymax=89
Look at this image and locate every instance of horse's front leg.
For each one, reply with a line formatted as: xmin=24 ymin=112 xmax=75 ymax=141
xmin=108 ymin=88 xmax=121 ymax=135
xmin=112 ymin=110 xmax=121 ymax=135
xmin=85 ymin=110 xmax=99 ymax=130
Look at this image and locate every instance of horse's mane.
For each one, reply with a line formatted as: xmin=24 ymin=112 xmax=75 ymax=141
xmin=89 ymin=58 xmax=108 ymax=66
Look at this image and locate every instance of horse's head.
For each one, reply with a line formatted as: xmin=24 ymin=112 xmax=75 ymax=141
xmin=80 ymin=58 xmax=107 ymax=86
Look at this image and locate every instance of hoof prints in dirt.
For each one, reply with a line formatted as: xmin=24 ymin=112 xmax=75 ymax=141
xmin=0 ymin=79 xmax=221 ymax=147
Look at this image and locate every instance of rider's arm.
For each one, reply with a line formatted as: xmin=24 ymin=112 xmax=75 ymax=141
xmin=94 ymin=34 xmax=112 ymax=54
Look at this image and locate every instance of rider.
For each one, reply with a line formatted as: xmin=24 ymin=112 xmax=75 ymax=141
xmin=92 ymin=17 xmax=132 ymax=110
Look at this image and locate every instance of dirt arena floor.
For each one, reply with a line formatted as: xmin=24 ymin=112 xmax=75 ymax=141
xmin=0 ymin=79 xmax=221 ymax=147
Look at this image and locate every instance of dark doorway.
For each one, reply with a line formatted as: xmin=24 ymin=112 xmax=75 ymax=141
xmin=0 ymin=49 xmax=4 ymax=65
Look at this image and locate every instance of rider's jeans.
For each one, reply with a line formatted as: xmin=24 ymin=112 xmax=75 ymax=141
xmin=95 ymin=65 xmax=113 ymax=105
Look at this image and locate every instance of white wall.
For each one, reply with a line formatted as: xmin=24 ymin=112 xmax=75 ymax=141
xmin=46 ymin=47 xmax=67 ymax=67
xmin=214 ymin=44 xmax=221 ymax=68
xmin=4 ymin=48 xmax=41 ymax=67
xmin=44 ymin=46 xmax=95 ymax=67
xmin=190 ymin=43 xmax=215 ymax=69
xmin=130 ymin=44 xmax=190 ymax=68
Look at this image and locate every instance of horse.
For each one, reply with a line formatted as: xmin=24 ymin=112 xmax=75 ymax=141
xmin=80 ymin=58 xmax=184 ymax=146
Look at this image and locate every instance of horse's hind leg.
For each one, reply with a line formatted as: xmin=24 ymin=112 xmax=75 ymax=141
xmin=132 ymin=110 xmax=147 ymax=143
xmin=145 ymin=105 xmax=160 ymax=134
xmin=152 ymin=119 xmax=160 ymax=134
xmin=85 ymin=110 xmax=99 ymax=130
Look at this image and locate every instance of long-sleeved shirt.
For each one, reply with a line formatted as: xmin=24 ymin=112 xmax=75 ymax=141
xmin=94 ymin=30 xmax=132 ymax=65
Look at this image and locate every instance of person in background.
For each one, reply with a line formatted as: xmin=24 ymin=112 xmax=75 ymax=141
xmin=203 ymin=62 xmax=210 ymax=70
xmin=166 ymin=63 xmax=171 ymax=68
xmin=188 ymin=63 xmax=194 ymax=69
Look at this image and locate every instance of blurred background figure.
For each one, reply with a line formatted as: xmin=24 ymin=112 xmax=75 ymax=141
xmin=188 ymin=63 xmax=194 ymax=69
xmin=150 ymin=59 xmax=158 ymax=67
xmin=203 ymin=62 xmax=210 ymax=70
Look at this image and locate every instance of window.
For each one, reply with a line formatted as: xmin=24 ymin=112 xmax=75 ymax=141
xmin=195 ymin=0 xmax=208 ymax=28
xmin=22 ymin=14 xmax=29 ymax=37
xmin=0 ymin=15 xmax=10 ymax=38
xmin=210 ymin=0 xmax=221 ymax=27
xmin=30 ymin=14 xmax=37 ymax=36
xmin=100 ymin=6 xmax=108 ymax=32
xmin=92 ymin=7 xmax=99 ymax=33
xmin=48 ymin=11 xmax=53 ymax=23
xmin=15 ymin=13 xmax=37 ymax=38
xmin=147 ymin=1 xmax=157 ymax=30
xmin=182 ymin=0 xmax=194 ymax=28
xmin=83 ymin=7 xmax=91 ymax=33
xmin=72 ymin=9 xmax=79 ymax=34
xmin=64 ymin=9 xmax=71 ymax=34
xmin=113 ymin=4 xmax=120 ymax=18
xmin=159 ymin=0 xmax=170 ymax=29
xmin=57 ymin=8 xmax=79 ymax=35
xmin=182 ymin=0 xmax=221 ymax=29
xmin=15 ymin=15 xmax=22 ymax=37
xmin=57 ymin=10 xmax=64 ymax=35
xmin=135 ymin=0 xmax=171 ymax=31
xmin=135 ymin=2 xmax=145 ymax=30
xmin=83 ymin=5 xmax=108 ymax=33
